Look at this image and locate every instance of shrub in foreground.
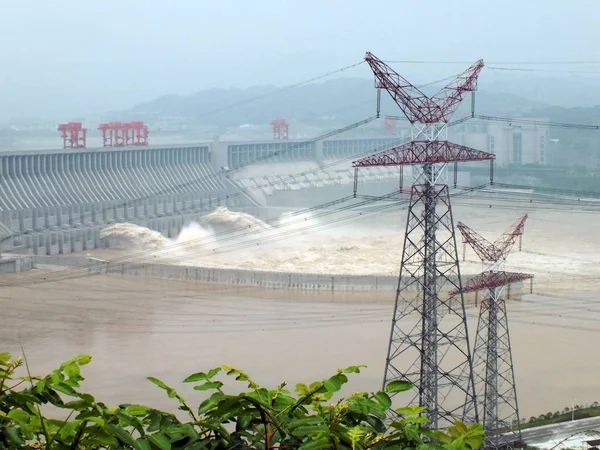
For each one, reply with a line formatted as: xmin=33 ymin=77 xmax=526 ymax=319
xmin=0 ymin=352 xmax=484 ymax=449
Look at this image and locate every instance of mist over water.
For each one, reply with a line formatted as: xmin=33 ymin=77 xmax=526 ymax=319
xmin=98 ymin=205 xmax=600 ymax=281
xmin=98 ymin=206 xmax=404 ymax=273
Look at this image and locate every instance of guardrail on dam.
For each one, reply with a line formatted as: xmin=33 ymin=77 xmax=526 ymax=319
xmin=32 ymin=254 xmax=487 ymax=293
xmin=0 ymin=136 xmax=412 ymax=256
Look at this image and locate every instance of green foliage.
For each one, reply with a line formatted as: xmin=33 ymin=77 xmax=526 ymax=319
xmin=0 ymin=353 xmax=485 ymax=449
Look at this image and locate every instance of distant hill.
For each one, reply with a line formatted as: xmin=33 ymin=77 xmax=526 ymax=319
xmin=124 ymin=77 xmax=548 ymax=131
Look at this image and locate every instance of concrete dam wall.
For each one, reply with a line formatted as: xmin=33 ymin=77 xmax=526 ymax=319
xmin=0 ymin=135 xmax=470 ymax=256
xmin=0 ymin=144 xmax=237 ymax=253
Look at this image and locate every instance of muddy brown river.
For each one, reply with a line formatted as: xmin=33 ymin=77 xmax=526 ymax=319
xmin=1 ymin=267 xmax=599 ymax=419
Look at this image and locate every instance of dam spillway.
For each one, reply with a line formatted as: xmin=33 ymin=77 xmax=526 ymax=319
xmin=0 ymin=135 xmax=423 ymax=255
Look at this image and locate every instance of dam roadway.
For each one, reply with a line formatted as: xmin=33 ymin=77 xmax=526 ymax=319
xmin=0 ymin=136 xmax=405 ymax=255
xmin=519 ymin=416 xmax=600 ymax=446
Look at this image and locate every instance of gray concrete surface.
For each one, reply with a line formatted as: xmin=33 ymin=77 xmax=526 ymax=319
xmin=521 ymin=416 xmax=600 ymax=446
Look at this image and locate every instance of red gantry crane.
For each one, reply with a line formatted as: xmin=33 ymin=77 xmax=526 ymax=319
xmin=98 ymin=121 xmax=150 ymax=147
xmin=57 ymin=122 xmax=87 ymax=149
xmin=270 ymin=118 xmax=289 ymax=140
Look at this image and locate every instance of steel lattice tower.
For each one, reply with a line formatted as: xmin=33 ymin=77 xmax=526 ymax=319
xmin=453 ymin=216 xmax=533 ymax=449
xmin=353 ymin=53 xmax=495 ymax=429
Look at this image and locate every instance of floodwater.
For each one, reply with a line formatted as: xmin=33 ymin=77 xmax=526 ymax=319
xmin=1 ymin=269 xmax=599 ymax=419
xmin=91 ymin=202 xmax=600 ymax=289
xmin=2 ymin=202 xmax=600 ymax=422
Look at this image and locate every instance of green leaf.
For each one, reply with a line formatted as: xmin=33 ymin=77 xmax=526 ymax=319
xmin=136 ymin=438 xmax=152 ymax=450
xmin=80 ymin=393 xmax=95 ymax=403
xmin=466 ymin=436 xmax=484 ymax=449
xmin=272 ymin=394 xmax=297 ymax=410
xmin=339 ymin=365 xmax=367 ymax=374
xmin=293 ymin=425 xmax=330 ymax=437
xmin=8 ymin=409 xmax=30 ymax=423
xmin=59 ymin=419 xmax=82 ymax=439
xmin=348 ymin=425 xmax=366 ymax=447
xmin=193 ymin=381 xmax=223 ymax=391
xmin=419 ymin=443 xmax=449 ymax=450
xmin=35 ymin=380 xmax=46 ymax=393
xmin=63 ymin=400 xmax=90 ymax=411
xmin=86 ymin=416 xmax=106 ymax=427
xmin=447 ymin=425 xmax=461 ymax=438
xmin=432 ymin=430 xmax=453 ymax=444
xmin=374 ymin=392 xmax=392 ymax=409
xmin=395 ymin=405 xmax=427 ymax=416
xmin=124 ymin=404 xmax=151 ymax=416
xmin=198 ymin=391 xmax=226 ymax=415
xmin=147 ymin=377 xmax=178 ymax=398
xmin=64 ymin=363 xmax=81 ymax=378
xmin=148 ymin=433 xmax=172 ymax=450
xmin=105 ymin=423 xmax=137 ymax=447
xmin=183 ymin=367 xmax=221 ymax=383
xmin=454 ymin=420 xmax=468 ymax=434
xmin=0 ymin=352 xmax=11 ymax=364
xmin=3 ymin=426 xmax=25 ymax=445
xmin=404 ymin=416 xmax=430 ymax=424
xmin=54 ymin=381 xmax=78 ymax=396
xmin=386 ymin=380 xmax=413 ymax=393
xmin=288 ymin=417 xmax=325 ymax=429
xmin=323 ymin=374 xmax=347 ymax=393
xmin=183 ymin=372 xmax=209 ymax=383
xmin=76 ymin=354 xmax=92 ymax=365
xmin=298 ymin=437 xmax=332 ymax=450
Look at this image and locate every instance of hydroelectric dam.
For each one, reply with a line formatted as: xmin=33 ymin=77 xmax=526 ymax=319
xmin=0 ymin=135 xmax=441 ymax=256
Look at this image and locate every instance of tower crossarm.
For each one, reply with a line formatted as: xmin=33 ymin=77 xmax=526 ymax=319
xmin=352 ymin=140 xmax=495 ymax=167
xmin=449 ymin=270 xmax=534 ymax=296
xmin=365 ymin=52 xmax=430 ymax=124
xmin=457 ymin=222 xmax=500 ymax=261
xmin=492 ymin=214 xmax=528 ymax=260
xmin=364 ymin=52 xmax=484 ymax=124
xmin=430 ymin=59 xmax=485 ymax=123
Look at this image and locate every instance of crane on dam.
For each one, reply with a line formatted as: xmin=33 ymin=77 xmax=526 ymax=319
xmin=98 ymin=121 xmax=149 ymax=147
xmin=270 ymin=118 xmax=289 ymax=140
xmin=57 ymin=122 xmax=87 ymax=149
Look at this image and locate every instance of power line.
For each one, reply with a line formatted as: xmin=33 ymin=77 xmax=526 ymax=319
xmin=193 ymin=60 xmax=366 ymax=120
xmin=2 ymin=184 xmax=490 ymax=289
xmin=384 ymin=60 xmax=600 ymax=65
xmin=472 ymin=115 xmax=600 ymax=131
xmin=488 ymin=66 xmax=600 ymax=75
xmin=1 ymin=191 xmax=407 ymax=289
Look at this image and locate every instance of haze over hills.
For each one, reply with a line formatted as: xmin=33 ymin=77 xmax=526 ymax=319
xmin=121 ymin=77 xmax=549 ymax=129
xmin=3 ymin=72 xmax=600 ymax=154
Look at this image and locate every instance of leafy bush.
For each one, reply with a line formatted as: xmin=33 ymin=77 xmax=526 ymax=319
xmin=0 ymin=352 xmax=484 ymax=449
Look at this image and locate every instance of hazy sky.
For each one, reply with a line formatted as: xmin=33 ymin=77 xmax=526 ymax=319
xmin=1 ymin=0 xmax=598 ymax=121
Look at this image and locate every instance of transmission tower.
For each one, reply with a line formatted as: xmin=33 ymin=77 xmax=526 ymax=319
xmin=453 ymin=215 xmax=533 ymax=449
xmin=353 ymin=52 xmax=495 ymax=429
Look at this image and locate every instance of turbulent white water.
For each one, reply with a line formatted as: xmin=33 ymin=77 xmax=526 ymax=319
xmin=199 ymin=206 xmax=272 ymax=232
xmin=100 ymin=223 xmax=168 ymax=250
xmin=97 ymin=205 xmax=600 ymax=280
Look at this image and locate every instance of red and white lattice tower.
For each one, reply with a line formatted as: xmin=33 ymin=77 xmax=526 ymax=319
xmin=453 ymin=216 xmax=533 ymax=449
xmin=353 ymin=52 xmax=495 ymax=429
